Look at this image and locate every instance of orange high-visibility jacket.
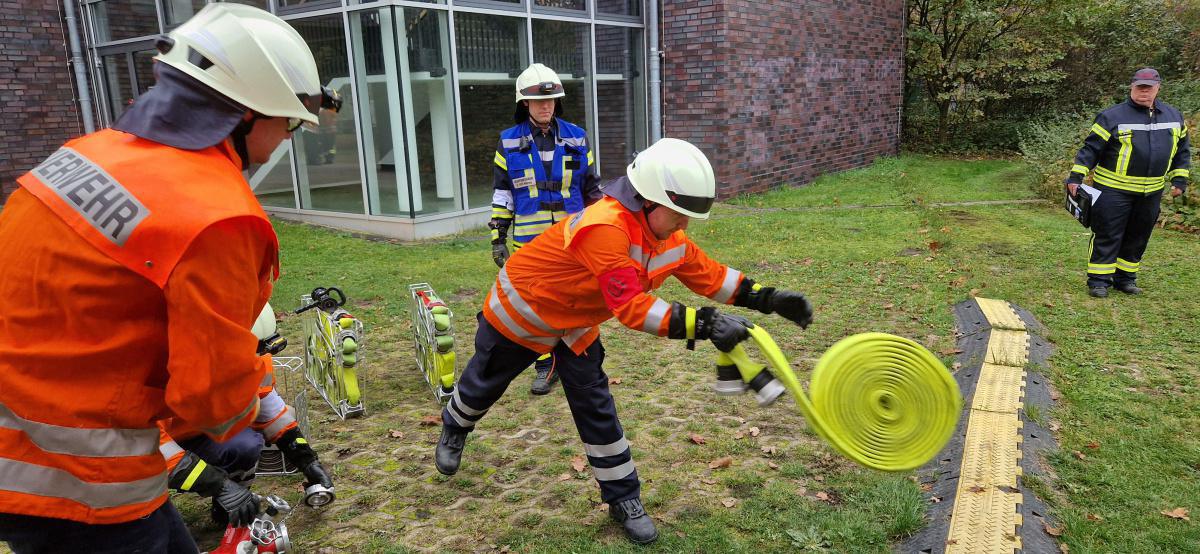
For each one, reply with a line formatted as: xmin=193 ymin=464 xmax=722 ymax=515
xmin=0 ymin=129 xmax=278 ymax=524
xmin=161 ymin=354 xmax=298 ymax=446
xmin=482 ymin=196 xmax=744 ymax=354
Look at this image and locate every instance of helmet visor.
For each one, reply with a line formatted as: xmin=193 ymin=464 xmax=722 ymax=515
xmin=666 ymin=191 xmax=714 ymax=215
xmin=292 ymin=86 xmax=343 ymax=132
xmin=520 ymin=81 xmax=564 ymax=98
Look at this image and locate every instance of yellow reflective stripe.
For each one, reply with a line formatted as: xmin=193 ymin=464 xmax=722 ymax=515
xmin=494 ymin=151 xmax=507 ymax=170
xmin=1088 ymin=263 xmax=1116 ymax=275
xmin=1116 ymin=131 xmax=1133 ymax=175
xmin=685 ymin=307 xmax=697 ymax=340
xmin=561 ymin=156 xmax=573 ymax=198
xmin=1092 ymin=172 xmax=1165 ymax=193
xmin=1094 ymin=166 xmax=1166 ymax=184
xmin=1090 ymin=123 xmax=1111 ymax=141
xmin=1168 ymin=127 xmax=1182 ymax=173
xmin=513 ymin=223 xmax=552 ymax=237
xmin=295 ymin=437 xmax=307 ymax=444
xmin=1167 ymin=168 xmax=1189 ymax=180
xmin=1115 ymin=258 xmax=1140 ymax=272
xmin=1071 ymin=164 xmax=1090 ymax=176
xmin=181 ymin=460 xmax=207 ymax=491
xmin=587 ymin=149 xmax=594 ymax=166
xmin=524 ymin=168 xmax=538 ymax=198
xmin=491 ymin=206 xmax=513 ymax=218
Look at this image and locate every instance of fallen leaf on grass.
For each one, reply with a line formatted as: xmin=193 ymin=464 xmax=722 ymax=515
xmin=1072 ymin=450 xmax=1086 ymax=460
xmin=767 ymin=461 xmax=779 ymax=470
xmin=571 ymin=456 xmax=587 ymax=472
xmin=670 ymin=461 xmax=685 ymax=468
xmin=557 ymin=473 xmax=572 ymax=482
xmin=1085 ymin=440 xmax=1100 ymax=449
xmin=1087 ymin=513 xmax=1103 ymax=521
xmin=801 ymin=258 xmax=814 ymax=266
xmin=388 ymin=429 xmax=404 ymax=439
xmin=749 ymin=426 xmax=761 ymax=437
xmin=688 ymin=433 xmax=707 ymax=445
xmin=928 ymin=241 xmax=942 ymax=252
xmin=909 ymin=284 xmax=921 ymax=290
xmin=883 ymin=303 xmax=895 ymax=310
xmin=1044 ymin=523 xmax=1064 ymax=537
xmin=700 ymin=478 xmax=717 ymax=485
xmin=734 ymin=430 xmax=745 ymax=439
xmin=1049 ymin=421 xmax=1062 ymax=431
xmin=969 ymin=288 xmax=981 ymax=296
xmin=709 ymin=456 xmax=733 ymax=469
xmin=920 ymin=483 xmax=933 ymax=492
xmin=1161 ymin=507 xmax=1190 ymax=521
xmin=812 ymin=474 xmax=824 ymax=482
xmin=815 ymin=491 xmax=831 ymax=502
xmin=674 ymin=531 xmax=686 ymax=538
xmin=1059 ymin=545 xmax=1070 ymax=553
xmin=796 ymin=486 xmax=807 ymax=496
xmin=946 ymin=539 xmax=957 ymax=545
xmin=969 ymin=485 xmax=987 ymax=493
xmin=721 ymin=498 xmax=737 ymax=508
xmin=609 ymin=377 xmax=622 ymax=385
xmin=940 ymin=348 xmax=964 ymax=356
xmin=419 ymin=415 xmax=440 ymax=426
xmin=761 ymin=445 xmax=777 ymax=456
xmin=939 ymin=226 xmax=952 ymax=233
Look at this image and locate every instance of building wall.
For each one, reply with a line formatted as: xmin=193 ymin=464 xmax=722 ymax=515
xmin=0 ymin=1 xmax=85 ymax=202
xmin=662 ymin=0 xmax=904 ymax=198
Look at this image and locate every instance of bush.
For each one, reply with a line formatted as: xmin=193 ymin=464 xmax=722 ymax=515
xmin=1018 ymin=79 xmax=1200 ymax=232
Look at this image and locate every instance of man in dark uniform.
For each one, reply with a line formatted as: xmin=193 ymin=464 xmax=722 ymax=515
xmin=1066 ymin=68 xmax=1190 ymax=297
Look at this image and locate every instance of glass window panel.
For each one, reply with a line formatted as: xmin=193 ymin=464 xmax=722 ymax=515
xmin=351 ymin=8 xmax=462 ymax=217
xmin=133 ymin=50 xmax=157 ymax=97
xmin=100 ymin=53 xmax=132 ymax=122
xmin=594 ymin=25 xmax=646 ymax=178
xmin=92 ymin=0 xmax=159 ymax=43
xmin=291 ymin=15 xmax=366 ymax=214
xmin=251 ymin=142 xmax=298 ymax=209
xmin=217 ymin=0 xmax=272 ymax=8
xmin=596 ymin=0 xmax=640 ymax=16
xmin=162 ymin=0 xmax=206 ymax=28
xmin=455 ymin=13 xmax=528 ymax=209
xmin=278 ymin=0 xmax=342 ymax=10
xmin=535 ymin=0 xmax=585 ymax=10
xmin=532 ymin=19 xmax=595 ymax=167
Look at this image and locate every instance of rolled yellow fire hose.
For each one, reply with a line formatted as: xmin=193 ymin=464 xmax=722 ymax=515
xmin=725 ymin=327 xmax=962 ymax=472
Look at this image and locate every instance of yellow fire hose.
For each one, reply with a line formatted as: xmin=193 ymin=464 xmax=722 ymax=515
xmin=723 ymin=327 xmax=962 ymax=472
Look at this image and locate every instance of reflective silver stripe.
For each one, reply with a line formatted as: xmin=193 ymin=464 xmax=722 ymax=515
xmin=628 ymin=245 xmax=647 ymax=267
xmin=540 ymin=150 xmax=555 ymax=162
xmin=497 ymin=267 xmax=556 ymax=334
xmin=201 ymin=398 xmax=257 ymax=438
xmin=559 ymin=136 xmax=586 ymax=148
xmin=158 ymin=439 xmax=183 ymax=461
xmin=487 ymin=288 xmax=559 ymax=348
xmin=261 ymin=407 xmax=296 ymax=441
xmin=591 ymin=459 xmax=636 ymax=481
xmin=451 ymin=388 xmax=486 ymax=416
xmin=584 ymin=437 xmax=630 ymax=458
xmin=564 ymin=327 xmax=590 ymax=346
xmin=259 ymin=372 xmax=274 ymax=387
xmin=501 ymin=138 xmax=524 ymax=149
xmin=1117 ymin=122 xmax=1181 ymax=132
xmin=0 ymin=402 xmax=157 ymax=458
xmin=641 ymin=298 xmax=671 ymax=333
xmin=0 ymin=457 xmax=166 ymax=510
xmin=28 ymin=147 xmax=150 ymax=246
xmin=646 ymin=244 xmax=687 ymax=274
xmin=445 ymin=402 xmax=475 ymax=428
xmin=712 ymin=268 xmax=743 ymax=303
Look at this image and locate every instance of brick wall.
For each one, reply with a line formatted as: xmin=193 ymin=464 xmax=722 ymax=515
xmin=662 ymin=0 xmax=904 ymax=197
xmin=0 ymin=1 xmax=85 ymax=202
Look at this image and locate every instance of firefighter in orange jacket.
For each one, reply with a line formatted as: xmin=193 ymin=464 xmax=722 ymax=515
xmin=435 ymin=138 xmax=814 ymax=544
xmin=0 ymin=5 xmax=337 ymax=552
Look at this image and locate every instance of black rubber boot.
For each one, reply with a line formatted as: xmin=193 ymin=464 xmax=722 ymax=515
xmin=1088 ymin=286 xmax=1109 ymax=298
xmin=435 ymin=426 xmax=468 ymax=475
xmin=1115 ymin=282 xmax=1142 ymax=295
xmin=609 ymin=497 xmax=658 ymax=545
xmin=530 ymin=354 xmax=559 ymax=395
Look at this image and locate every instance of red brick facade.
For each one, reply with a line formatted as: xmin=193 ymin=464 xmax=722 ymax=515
xmin=662 ymin=0 xmax=904 ymax=197
xmin=0 ymin=1 xmax=86 ymax=202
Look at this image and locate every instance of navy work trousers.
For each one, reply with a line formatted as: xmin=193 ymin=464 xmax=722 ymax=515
xmin=0 ymin=500 xmax=197 ymax=554
xmin=443 ymin=313 xmax=641 ymax=504
xmin=1088 ymin=187 xmax=1162 ymax=288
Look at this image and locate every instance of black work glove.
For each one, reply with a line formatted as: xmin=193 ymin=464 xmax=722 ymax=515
xmin=769 ymin=290 xmax=813 ymax=329
xmin=492 ymin=242 xmax=510 ymax=268
xmin=215 ymin=480 xmax=260 ymax=527
xmin=702 ymin=310 xmax=752 ymax=353
xmin=167 ymin=451 xmax=227 ymax=497
xmin=302 ymin=460 xmax=334 ymax=489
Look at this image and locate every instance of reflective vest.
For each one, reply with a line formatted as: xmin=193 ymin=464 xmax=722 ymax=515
xmin=495 ymin=119 xmax=592 ymax=243
xmin=1069 ymin=98 xmax=1191 ymax=194
xmin=482 ymin=196 xmax=742 ymax=355
xmin=0 ymin=129 xmax=277 ymax=524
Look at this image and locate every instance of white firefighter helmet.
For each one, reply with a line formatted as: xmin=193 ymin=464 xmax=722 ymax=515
xmin=251 ymin=302 xmax=277 ymax=341
xmin=626 ymin=138 xmax=717 ymax=219
xmin=155 ymin=3 xmax=325 ymax=125
xmin=514 ymin=63 xmax=565 ymax=103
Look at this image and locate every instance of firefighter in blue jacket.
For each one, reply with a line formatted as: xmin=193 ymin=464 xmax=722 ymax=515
xmin=1066 ymin=68 xmax=1190 ymax=297
xmin=488 ymin=63 xmax=602 ymax=394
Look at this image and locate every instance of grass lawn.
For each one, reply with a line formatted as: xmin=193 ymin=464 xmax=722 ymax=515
xmin=173 ymin=154 xmax=1198 ymax=553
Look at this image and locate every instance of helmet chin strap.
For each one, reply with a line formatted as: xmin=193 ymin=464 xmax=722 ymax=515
xmin=231 ymin=116 xmax=258 ymax=171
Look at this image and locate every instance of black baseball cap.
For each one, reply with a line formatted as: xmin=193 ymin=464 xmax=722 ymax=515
xmin=1131 ymin=68 xmax=1161 ymax=86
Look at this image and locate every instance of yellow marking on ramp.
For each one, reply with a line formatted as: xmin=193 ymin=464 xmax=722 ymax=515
xmin=947 ymin=298 xmax=1029 ymax=553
